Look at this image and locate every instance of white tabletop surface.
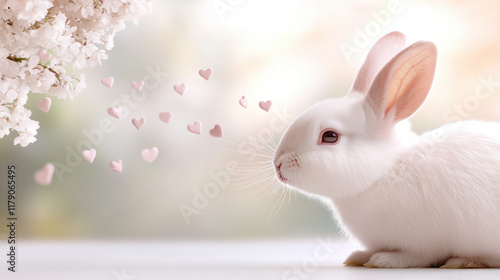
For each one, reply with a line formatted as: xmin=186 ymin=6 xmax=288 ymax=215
xmin=1 ymin=239 xmax=499 ymax=280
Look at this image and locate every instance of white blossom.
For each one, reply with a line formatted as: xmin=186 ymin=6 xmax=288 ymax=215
xmin=0 ymin=0 xmax=152 ymax=146
xmin=8 ymin=0 xmax=53 ymax=24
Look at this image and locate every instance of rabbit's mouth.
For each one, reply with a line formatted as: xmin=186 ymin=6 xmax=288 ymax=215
xmin=275 ymin=163 xmax=289 ymax=183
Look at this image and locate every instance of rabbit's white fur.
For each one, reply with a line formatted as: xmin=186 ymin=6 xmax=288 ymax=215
xmin=273 ymin=32 xmax=500 ymax=268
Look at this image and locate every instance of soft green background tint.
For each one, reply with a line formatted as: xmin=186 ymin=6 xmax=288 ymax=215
xmin=1 ymin=0 xmax=500 ymax=240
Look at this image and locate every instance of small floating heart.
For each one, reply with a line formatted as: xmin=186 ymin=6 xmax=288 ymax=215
xmin=101 ymin=77 xmax=114 ymax=88
xmin=132 ymin=118 xmax=145 ymax=130
xmin=209 ymin=124 xmax=224 ymax=138
xmin=259 ymin=100 xmax=272 ymax=112
xmin=131 ymin=80 xmax=144 ymax=92
xmin=109 ymin=160 xmax=123 ymax=173
xmin=37 ymin=97 xmax=51 ymax=113
xmin=187 ymin=121 xmax=202 ymax=135
xmin=174 ymin=84 xmax=187 ymax=95
xmin=159 ymin=112 xmax=173 ymax=123
xmin=239 ymin=96 xmax=248 ymax=109
xmin=199 ymin=68 xmax=213 ymax=80
xmin=38 ymin=49 xmax=52 ymax=62
xmin=107 ymin=107 xmax=123 ymax=119
xmin=82 ymin=149 xmax=96 ymax=163
xmin=142 ymin=147 xmax=159 ymax=163
xmin=34 ymin=163 xmax=55 ymax=185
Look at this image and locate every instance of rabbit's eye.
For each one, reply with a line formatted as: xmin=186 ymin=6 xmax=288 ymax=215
xmin=320 ymin=130 xmax=339 ymax=144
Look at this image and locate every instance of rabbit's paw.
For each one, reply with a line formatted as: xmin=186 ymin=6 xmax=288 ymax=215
xmin=343 ymin=250 xmax=374 ymax=266
xmin=364 ymin=251 xmax=429 ymax=268
xmin=440 ymin=257 xmax=489 ymax=268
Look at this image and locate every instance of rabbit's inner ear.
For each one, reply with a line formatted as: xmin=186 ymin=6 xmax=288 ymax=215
xmin=350 ymin=31 xmax=406 ymax=95
xmin=367 ymin=41 xmax=437 ymax=123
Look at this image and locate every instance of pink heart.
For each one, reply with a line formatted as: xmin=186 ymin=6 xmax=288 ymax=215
xmin=132 ymin=118 xmax=145 ymax=130
xmin=142 ymin=147 xmax=159 ymax=163
xmin=82 ymin=149 xmax=96 ymax=163
xmin=37 ymin=97 xmax=51 ymax=113
xmin=159 ymin=112 xmax=173 ymax=123
xmin=187 ymin=121 xmax=202 ymax=135
xmin=107 ymin=107 xmax=123 ymax=119
xmin=38 ymin=49 xmax=52 ymax=62
xmin=174 ymin=84 xmax=187 ymax=95
xmin=259 ymin=100 xmax=272 ymax=112
xmin=109 ymin=160 xmax=122 ymax=173
xmin=34 ymin=163 xmax=55 ymax=185
xmin=199 ymin=68 xmax=213 ymax=80
xmin=209 ymin=124 xmax=224 ymax=138
xmin=132 ymin=80 xmax=144 ymax=92
xmin=239 ymin=96 xmax=248 ymax=108
xmin=101 ymin=77 xmax=114 ymax=88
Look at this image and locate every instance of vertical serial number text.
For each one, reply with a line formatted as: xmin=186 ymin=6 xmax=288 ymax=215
xmin=6 ymin=165 xmax=17 ymax=272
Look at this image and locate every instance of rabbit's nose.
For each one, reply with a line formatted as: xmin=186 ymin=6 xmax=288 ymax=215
xmin=274 ymin=163 xmax=282 ymax=174
xmin=275 ymin=163 xmax=289 ymax=183
xmin=273 ymin=150 xmax=283 ymax=165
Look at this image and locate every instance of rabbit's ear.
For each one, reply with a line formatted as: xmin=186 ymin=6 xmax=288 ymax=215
xmin=351 ymin=31 xmax=406 ymax=94
xmin=367 ymin=41 xmax=437 ymax=123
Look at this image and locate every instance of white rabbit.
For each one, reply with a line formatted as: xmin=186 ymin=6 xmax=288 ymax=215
xmin=273 ymin=31 xmax=500 ymax=268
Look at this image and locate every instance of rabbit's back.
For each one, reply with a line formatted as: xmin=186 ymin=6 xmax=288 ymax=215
xmin=334 ymin=120 xmax=500 ymax=259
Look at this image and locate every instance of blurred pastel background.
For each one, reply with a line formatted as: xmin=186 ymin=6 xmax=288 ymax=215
xmin=1 ymin=0 xmax=500 ymax=241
